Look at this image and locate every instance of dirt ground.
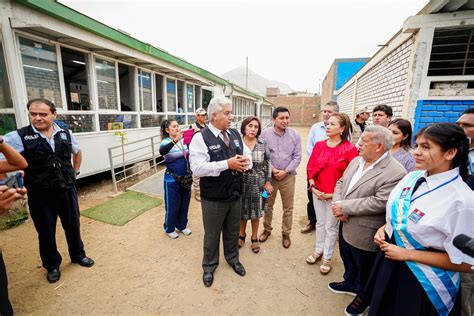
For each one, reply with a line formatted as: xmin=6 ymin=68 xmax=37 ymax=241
xmin=0 ymin=126 xmax=353 ymax=315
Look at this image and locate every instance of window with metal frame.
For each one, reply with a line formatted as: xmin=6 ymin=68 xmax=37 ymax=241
xmin=428 ymin=27 xmax=474 ymax=76
xmin=138 ymin=69 xmax=152 ymax=111
xmin=19 ymin=36 xmax=62 ymax=106
xmin=96 ymin=58 xmax=118 ymax=110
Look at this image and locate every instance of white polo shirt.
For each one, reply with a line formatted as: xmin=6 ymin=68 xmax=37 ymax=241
xmin=385 ymin=167 xmax=474 ymax=265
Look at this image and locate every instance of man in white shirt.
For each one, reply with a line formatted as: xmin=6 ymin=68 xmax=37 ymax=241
xmin=189 ymin=97 xmax=252 ymax=288
xmin=301 ymin=101 xmax=338 ymax=234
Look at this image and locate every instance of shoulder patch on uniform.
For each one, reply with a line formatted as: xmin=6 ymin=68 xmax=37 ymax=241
xmin=233 ymin=139 xmax=240 ymax=148
xmin=60 ymin=132 xmax=68 ymax=140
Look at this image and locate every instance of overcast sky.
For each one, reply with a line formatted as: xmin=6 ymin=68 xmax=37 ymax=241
xmin=61 ymin=0 xmax=428 ymax=93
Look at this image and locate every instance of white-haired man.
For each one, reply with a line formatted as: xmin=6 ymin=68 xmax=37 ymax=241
xmin=329 ymin=125 xmax=406 ymax=315
xmin=189 ymin=97 xmax=252 ymax=287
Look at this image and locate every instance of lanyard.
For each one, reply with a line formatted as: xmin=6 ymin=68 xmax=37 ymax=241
xmin=172 ymin=138 xmax=191 ymax=173
xmin=172 ymin=139 xmax=187 ymax=158
xmin=410 ymin=174 xmax=459 ymax=204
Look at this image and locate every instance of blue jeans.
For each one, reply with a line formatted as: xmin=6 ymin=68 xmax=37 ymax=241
xmin=163 ymin=177 xmax=191 ymax=233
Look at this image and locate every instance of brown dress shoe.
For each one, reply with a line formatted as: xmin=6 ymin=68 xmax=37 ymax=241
xmin=259 ymin=230 xmax=271 ymax=242
xmin=300 ymin=223 xmax=316 ymax=234
xmin=282 ymin=235 xmax=291 ymax=248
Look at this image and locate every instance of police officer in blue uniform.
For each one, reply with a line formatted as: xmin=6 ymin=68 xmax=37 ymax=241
xmin=2 ymin=99 xmax=94 ymax=283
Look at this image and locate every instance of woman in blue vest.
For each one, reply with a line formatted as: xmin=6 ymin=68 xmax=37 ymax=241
xmin=159 ymin=119 xmax=192 ymax=239
xmin=360 ymin=123 xmax=473 ymax=316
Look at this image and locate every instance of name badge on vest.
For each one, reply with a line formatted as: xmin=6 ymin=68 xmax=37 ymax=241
xmin=408 ymin=208 xmax=425 ymax=223
xmin=400 ymin=187 xmax=410 ymax=198
xmin=24 ymin=134 xmax=39 ymax=141
xmin=209 ymin=144 xmax=221 ymax=151
xmin=60 ymin=132 xmax=68 ymax=140
xmin=233 ymin=139 xmax=240 ymax=149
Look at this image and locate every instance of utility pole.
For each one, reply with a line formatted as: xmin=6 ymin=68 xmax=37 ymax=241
xmin=245 ymin=56 xmax=249 ymax=90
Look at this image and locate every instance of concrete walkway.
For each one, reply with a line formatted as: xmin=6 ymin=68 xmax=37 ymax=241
xmin=128 ymin=170 xmax=165 ymax=197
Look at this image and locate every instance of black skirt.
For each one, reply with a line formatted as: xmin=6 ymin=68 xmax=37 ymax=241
xmin=365 ymin=237 xmax=461 ymax=316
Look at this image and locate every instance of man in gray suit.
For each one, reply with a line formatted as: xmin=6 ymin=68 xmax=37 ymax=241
xmin=328 ymin=125 xmax=407 ymax=315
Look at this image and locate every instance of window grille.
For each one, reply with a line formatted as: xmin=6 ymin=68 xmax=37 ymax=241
xmin=428 ymin=27 xmax=473 ymax=76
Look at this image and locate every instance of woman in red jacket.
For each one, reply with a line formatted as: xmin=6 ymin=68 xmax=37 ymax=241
xmin=306 ymin=113 xmax=358 ymax=274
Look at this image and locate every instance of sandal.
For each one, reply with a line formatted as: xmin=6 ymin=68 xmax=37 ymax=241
xmin=320 ymin=259 xmax=332 ymax=275
xmin=306 ymin=252 xmax=322 ymax=265
xmin=251 ymin=238 xmax=260 ymax=254
xmin=238 ymin=235 xmax=246 ymax=248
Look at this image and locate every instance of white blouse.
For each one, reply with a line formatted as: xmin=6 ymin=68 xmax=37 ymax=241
xmin=385 ymin=167 xmax=474 ymax=265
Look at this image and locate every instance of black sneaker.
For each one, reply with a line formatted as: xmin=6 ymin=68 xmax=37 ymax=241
xmin=345 ymin=295 xmax=369 ymax=316
xmin=328 ymin=281 xmax=357 ymax=296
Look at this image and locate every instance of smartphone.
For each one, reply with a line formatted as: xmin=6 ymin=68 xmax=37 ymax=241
xmin=0 ymin=173 xmax=24 ymax=189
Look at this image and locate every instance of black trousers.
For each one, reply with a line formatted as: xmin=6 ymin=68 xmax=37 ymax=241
xmin=339 ymin=223 xmax=376 ymax=295
xmin=28 ymin=186 xmax=86 ymax=271
xmin=0 ymin=252 xmax=13 ymax=316
xmin=306 ymin=181 xmax=316 ymax=224
xmin=201 ymin=198 xmax=240 ymax=273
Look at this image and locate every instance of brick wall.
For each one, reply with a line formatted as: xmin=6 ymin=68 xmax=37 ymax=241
xmin=24 ymin=67 xmax=62 ymax=106
xmin=266 ymin=95 xmax=321 ymax=126
xmin=140 ymin=88 xmax=153 ymax=111
xmin=97 ymin=81 xmax=117 ymax=109
xmin=337 ymin=38 xmax=414 ymax=119
xmin=413 ymin=100 xmax=474 ymax=133
xmin=338 ymin=81 xmax=355 ymax=115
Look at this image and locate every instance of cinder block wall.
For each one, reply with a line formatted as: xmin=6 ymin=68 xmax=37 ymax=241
xmin=338 ymin=39 xmax=414 ymax=119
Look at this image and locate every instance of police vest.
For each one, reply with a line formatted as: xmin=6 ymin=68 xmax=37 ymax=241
xmin=200 ymin=127 xmax=243 ymax=202
xmin=18 ymin=125 xmax=76 ymax=191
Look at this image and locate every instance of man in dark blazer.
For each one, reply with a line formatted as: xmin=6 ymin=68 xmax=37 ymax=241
xmin=329 ymin=125 xmax=407 ymax=315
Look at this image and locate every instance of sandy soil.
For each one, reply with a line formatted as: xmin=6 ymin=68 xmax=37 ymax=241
xmin=0 ymin=126 xmax=353 ymax=315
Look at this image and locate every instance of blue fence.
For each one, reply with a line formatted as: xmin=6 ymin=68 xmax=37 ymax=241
xmin=413 ymin=100 xmax=474 ymax=133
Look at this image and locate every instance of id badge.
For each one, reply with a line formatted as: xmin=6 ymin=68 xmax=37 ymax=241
xmin=408 ymin=208 xmax=425 ymax=223
xmin=400 ymin=187 xmax=411 ymax=199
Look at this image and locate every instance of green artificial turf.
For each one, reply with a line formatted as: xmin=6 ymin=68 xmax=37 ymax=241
xmin=81 ymin=191 xmax=162 ymax=226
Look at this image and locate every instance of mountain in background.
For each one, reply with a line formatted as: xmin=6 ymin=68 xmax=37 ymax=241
xmin=221 ymin=66 xmax=293 ymax=96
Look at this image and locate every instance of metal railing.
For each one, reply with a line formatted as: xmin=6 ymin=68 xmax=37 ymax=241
xmin=108 ymin=135 xmax=163 ymax=192
xmin=107 ymin=118 xmax=273 ymax=192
